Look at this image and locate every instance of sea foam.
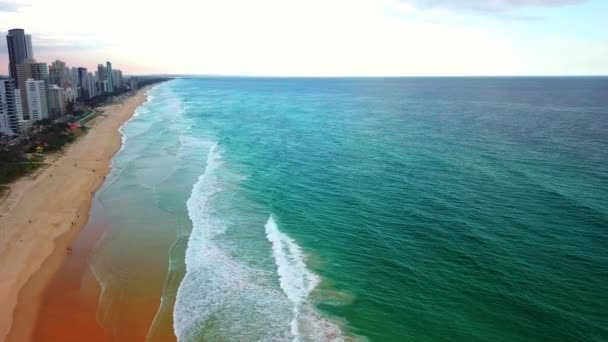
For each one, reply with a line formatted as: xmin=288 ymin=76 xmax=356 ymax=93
xmin=265 ymin=216 xmax=345 ymax=342
xmin=174 ymin=142 xmax=293 ymax=341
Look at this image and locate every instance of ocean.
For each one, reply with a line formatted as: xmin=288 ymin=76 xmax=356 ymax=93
xmin=89 ymin=77 xmax=608 ymax=341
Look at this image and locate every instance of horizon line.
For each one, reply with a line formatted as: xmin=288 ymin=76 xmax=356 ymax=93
xmin=130 ymin=74 xmax=608 ymax=78
xmin=1 ymin=72 xmax=606 ymax=79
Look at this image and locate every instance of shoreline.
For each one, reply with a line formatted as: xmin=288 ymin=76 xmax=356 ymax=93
xmin=0 ymin=87 xmax=152 ymax=341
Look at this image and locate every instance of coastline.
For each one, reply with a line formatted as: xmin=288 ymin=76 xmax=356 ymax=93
xmin=0 ymin=86 xmax=152 ymax=341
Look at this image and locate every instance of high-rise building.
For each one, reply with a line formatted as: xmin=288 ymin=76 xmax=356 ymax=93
xmin=0 ymin=78 xmax=20 ymax=135
xmin=116 ymin=70 xmax=123 ymax=88
xmin=16 ymin=59 xmax=49 ymax=119
xmin=13 ymin=89 xmax=27 ymax=133
xmin=97 ymin=64 xmax=106 ymax=82
xmin=25 ymin=78 xmax=49 ymax=122
xmin=48 ymin=60 xmax=70 ymax=88
xmin=87 ymin=72 xmax=97 ymax=98
xmin=0 ymin=102 xmax=8 ymax=135
xmin=106 ymin=61 xmax=114 ymax=92
xmin=112 ymin=70 xmax=117 ymax=90
xmin=16 ymin=59 xmax=48 ymax=90
xmin=100 ymin=80 xmax=109 ymax=93
xmin=70 ymin=67 xmax=79 ymax=98
xmin=25 ymin=34 xmax=33 ymax=59
xmin=112 ymin=69 xmax=124 ymax=90
xmin=6 ymin=29 xmax=33 ymax=80
xmin=48 ymin=85 xmax=67 ymax=117
xmin=77 ymin=67 xmax=88 ymax=97
xmin=64 ymin=88 xmax=77 ymax=103
xmin=96 ymin=65 xmax=108 ymax=94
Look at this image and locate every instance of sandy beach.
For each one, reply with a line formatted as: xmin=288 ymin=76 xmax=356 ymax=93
xmin=0 ymin=87 xmax=149 ymax=342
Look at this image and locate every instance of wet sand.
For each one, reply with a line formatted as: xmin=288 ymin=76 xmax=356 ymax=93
xmin=29 ymin=198 xmax=172 ymax=342
xmin=0 ymin=88 xmax=150 ymax=341
xmin=29 ymin=215 xmax=108 ymax=341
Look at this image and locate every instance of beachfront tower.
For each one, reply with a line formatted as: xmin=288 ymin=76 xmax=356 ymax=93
xmin=6 ymin=29 xmax=33 ymax=81
xmin=87 ymin=72 xmax=97 ymax=98
xmin=48 ymin=60 xmax=70 ymax=88
xmin=106 ymin=61 xmax=114 ymax=92
xmin=77 ymin=67 xmax=89 ymax=97
xmin=25 ymin=35 xmax=33 ymax=59
xmin=13 ymin=89 xmax=27 ymax=133
xmin=48 ymin=85 xmax=67 ymax=117
xmin=25 ymin=78 xmax=49 ymax=122
xmin=97 ymin=64 xmax=106 ymax=82
xmin=16 ymin=59 xmax=49 ymax=119
xmin=70 ymin=68 xmax=79 ymax=93
xmin=0 ymin=78 xmax=20 ymax=135
xmin=117 ymin=70 xmax=123 ymax=88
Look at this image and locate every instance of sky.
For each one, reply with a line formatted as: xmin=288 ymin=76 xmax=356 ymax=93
xmin=0 ymin=0 xmax=606 ymax=76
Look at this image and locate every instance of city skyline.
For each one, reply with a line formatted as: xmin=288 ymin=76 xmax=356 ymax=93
xmin=0 ymin=26 xmax=129 ymax=137
xmin=0 ymin=0 xmax=606 ymax=76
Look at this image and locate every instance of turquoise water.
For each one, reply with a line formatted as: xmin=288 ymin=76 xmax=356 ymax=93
xmin=98 ymin=77 xmax=608 ymax=341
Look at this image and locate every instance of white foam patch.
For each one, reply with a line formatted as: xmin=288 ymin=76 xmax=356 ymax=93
xmin=265 ymin=216 xmax=345 ymax=342
xmin=174 ymin=143 xmax=294 ymax=341
xmin=143 ymin=93 xmax=154 ymax=107
xmin=117 ymin=109 xmax=137 ymax=155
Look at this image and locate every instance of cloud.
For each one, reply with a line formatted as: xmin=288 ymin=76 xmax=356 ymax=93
xmin=0 ymin=1 xmax=22 ymax=12
xmin=404 ymin=0 xmax=586 ymax=12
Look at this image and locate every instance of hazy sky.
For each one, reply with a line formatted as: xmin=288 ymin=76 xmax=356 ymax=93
xmin=0 ymin=0 xmax=606 ymax=76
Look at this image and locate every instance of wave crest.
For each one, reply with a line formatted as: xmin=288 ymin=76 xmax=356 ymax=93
xmin=265 ymin=215 xmax=345 ymax=342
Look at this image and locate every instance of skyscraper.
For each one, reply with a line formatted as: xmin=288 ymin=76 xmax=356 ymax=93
xmin=87 ymin=72 xmax=97 ymax=98
xmin=106 ymin=61 xmax=114 ymax=92
xmin=16 ymin=59 xmax=49 ymax=119
xmin=48 ymin=85 xmax=67 ymax=117
xmin=112 ymin=69 xmax=122 ymax=90
xmin=77 ymin=67 xmax=88 ymax=97
xmin=116 ymin=70 xmax=124 ymax=88
xmin=25 ymin=79 xmax=49 ymax=122
xmin=0 ymin=78 xmax=20 ymax=135
xmin=0 ymin=99 xmax=8 ymax=134
xmin=6 ymin=29 xmax=33 ymax=80
xmin=48 ymin=60 xmax=70 ymax=88
xmin=13 ymin=89 xmax=26 ymax=132
xmin=25 ymin=34 xmax=33 ymax=59
xmin=70 ymin=67 xmax=79 ymax=98
xmin=64 ymin=88 xmax=77 ymax=103
xmin=97 ymin=64 xmax=107 ymax=82
xmin=100 ymin=80 xmax=109 ymax=93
